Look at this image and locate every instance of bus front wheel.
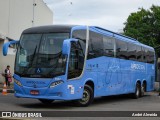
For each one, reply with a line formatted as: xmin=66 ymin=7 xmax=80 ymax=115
xmin=76 ymin=84 xmax=94 ymax=107
xmin=39 ymin=99 xmax=54 ymax=104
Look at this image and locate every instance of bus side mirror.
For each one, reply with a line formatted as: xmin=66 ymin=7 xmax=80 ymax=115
xmin=62 ymin=39 xmax=78 ymax=55
xmin=3 ymin=40 xmax=19 ymax=56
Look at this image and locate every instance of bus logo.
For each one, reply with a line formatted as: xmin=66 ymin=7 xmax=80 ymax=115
xmin=131 ymin=63 xmax=145 ymax=70
xmin=36 ymin=68 xmax=41 ymax=73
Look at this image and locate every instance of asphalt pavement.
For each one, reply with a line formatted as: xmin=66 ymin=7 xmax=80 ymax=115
xmin=0 ymin=92 xmax=160 ymax=120
xmin=0 ymin=81 xmax=159 ymax=120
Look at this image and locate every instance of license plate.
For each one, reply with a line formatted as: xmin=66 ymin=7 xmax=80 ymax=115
xmin=30 ymin=90 xmax=39 ymax=95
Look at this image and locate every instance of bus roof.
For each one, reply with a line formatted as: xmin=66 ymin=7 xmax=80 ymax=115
xmin=22 ymin=25 xmax=76 ymax=34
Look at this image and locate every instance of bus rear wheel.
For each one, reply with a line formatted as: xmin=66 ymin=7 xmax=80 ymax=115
xmin=132 ymin=83 xmax=141 ymax=99
xmin=76 ymin=85 xmax=94 ymax=107
xmin=39 ymin=99 xmax=54 ymax=104
xmin=141 ymin=83 xmax=146 ymax=97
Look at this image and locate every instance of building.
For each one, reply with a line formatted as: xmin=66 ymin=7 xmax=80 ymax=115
xmin=0 ymin=0 xmax=53 ymax=83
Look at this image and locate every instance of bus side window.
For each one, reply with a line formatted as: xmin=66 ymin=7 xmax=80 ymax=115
xmin=150 ymin=51 xmax=155 ymax=64
xmin=147 ymin=50 xmax=151 ymax=63
xmin=147 ymin=50 xmax=154 ymax=64
xmin=116 ymin=40 xmax=128 ymax=60
xmin=136 ymin=45 xmax=143 ymax=62
xmin=145 ymin=49 xmax=148 ymax=63
xmin=103 ymin=36 xmax=114 ymax=57
xmin=72 ymin=30 xmax=86 ymax=56
xmin=88 ymin=31 xmax=103 ymax=59
xmin=141 ymin=47 xmax=146 ymax=63
xmin=68 ymin=41 xmax=84 ymax=79
xmin=127 ymin=43 xmax=136 ymax=61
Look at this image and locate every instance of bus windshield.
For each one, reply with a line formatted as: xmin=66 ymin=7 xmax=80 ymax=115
xmin=15 ymin=33 xmax=69 ymax=78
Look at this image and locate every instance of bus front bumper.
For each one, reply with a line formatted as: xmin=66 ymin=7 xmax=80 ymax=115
xmin=14 ymin=84 xmax=70 ymax=100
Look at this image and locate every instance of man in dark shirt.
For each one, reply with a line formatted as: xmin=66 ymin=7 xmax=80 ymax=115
xmin=5 ymin=65 xmax=11 ymax=87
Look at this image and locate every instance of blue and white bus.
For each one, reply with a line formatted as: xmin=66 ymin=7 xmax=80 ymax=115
xmin=3 ymin=25 xmax=155 ymax=106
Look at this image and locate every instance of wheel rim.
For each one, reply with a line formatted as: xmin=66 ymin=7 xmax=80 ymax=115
xmin=141 ymin=85 xmax=145 ymax=96
xmin=79 ymin=89 xmax=90 ymax=105
xmin=136 ymin=85 xmax=140 ymax=97
xmin=141 ymin=86 xmax=144 ymax=95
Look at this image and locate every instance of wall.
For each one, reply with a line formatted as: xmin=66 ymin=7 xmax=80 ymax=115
xmin=0 ymin=0 xmax=53 ymax=40
xmin=0 ymin=0 xmax=53 ymax=83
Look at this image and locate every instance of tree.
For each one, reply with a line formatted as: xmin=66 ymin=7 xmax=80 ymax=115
xmin=123 ymin=5 xmax=160 ymax=51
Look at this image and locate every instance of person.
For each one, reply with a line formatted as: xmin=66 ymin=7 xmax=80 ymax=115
xmin=4 ymin=65 xmax=11 ymax=87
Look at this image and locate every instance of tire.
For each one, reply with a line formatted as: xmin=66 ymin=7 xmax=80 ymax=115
xmin=39 ymin=99 xmax=54 ymax=104
xmin=132 ymin=83 xmax=141 ymax=99
xmin=141 ymin=83 xmax=146 ymax=97
xmin=76 ymin=85 xmax=94 ymax=107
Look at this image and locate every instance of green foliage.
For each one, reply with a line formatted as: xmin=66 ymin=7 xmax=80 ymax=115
xmin=123 ymin=5 xmax=160 ymax=51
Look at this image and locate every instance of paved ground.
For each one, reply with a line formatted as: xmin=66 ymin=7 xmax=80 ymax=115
xmin=0 ymin=92 xmax=160 ymax=120
xmin=0 ymin=82 xmax=160 ymax=120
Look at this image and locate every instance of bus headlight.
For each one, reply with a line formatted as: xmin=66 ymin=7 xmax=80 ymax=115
xmin=50 ymin=80 xmax=64 ymax=88
xmin=14 ymin=79 xmax=22 ymax=86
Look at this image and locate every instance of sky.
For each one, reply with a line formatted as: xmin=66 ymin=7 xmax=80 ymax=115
xmin=43 ymin=0 xmax=160 ymax=32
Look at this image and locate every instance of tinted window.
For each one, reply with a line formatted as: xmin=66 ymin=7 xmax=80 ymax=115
xmin=116 ymin=40 xmax=128 ymax=59
xmin=68 ymin=30 xmax=87 ymax=79
xmin=150 ymin=51 xmax=155 ymax=64
xmin=147 ymin=50 xmax=154 ymax=64
xmin=141 ymin=47 xmax=146 ymax=62
xmin=88 ymin=31 xmax=103 ymax=59
xmin=103 ymin=36 xmax=114 ymax=57
xmin=15 ymin=33 xmax=69 ymax=78
xmin=128 ymin=43 xmax=136 ymax=60
xmin=72 ymin=30 xmax=86 ymax=55
xmin=68 ymin=42 xmax=85 ymax=79
xmin=136 ymin=45 xmax=143 ymax=62
xmin=145 ymin=49 xmax=149 ymax=63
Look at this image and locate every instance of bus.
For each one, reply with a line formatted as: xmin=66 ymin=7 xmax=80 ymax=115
xmin=3 ymin=25 xmax=155 ymax=106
